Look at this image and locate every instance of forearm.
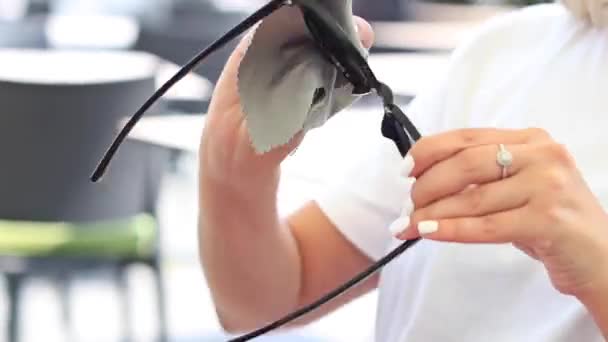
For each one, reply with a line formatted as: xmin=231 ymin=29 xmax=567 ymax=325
xmin=588 ymin=300 xmax=608 ymax=340
xmin=579 ymin=270 xmax=608 ymax=340
xmin=581 ymin=291 xmax=608 ymax=339
xmin=199 ymin=168 xmax=301 ymax=333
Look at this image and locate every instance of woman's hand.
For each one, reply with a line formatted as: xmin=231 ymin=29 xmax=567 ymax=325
xmin=391 ymin=127 xmax=608 ymax=300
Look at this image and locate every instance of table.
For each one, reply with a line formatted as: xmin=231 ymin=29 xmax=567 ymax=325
xmin=156 ymin=62 xmax=212 ymax=102
xmin=126 ymin=114 xmax=204 ymax=153
xmin=44 ymin=14 xmax=214 ymax=102
xmin=0 ymin=49 xmax=212 ymax=102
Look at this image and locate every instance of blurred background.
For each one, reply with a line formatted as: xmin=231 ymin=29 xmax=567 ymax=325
xmin=0 ymin=0 xmax=544 ymax=341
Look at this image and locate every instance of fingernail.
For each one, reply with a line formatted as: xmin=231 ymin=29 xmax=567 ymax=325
xmin=389 ymin=216 xmax=410 ymax=237
xmin=418 ymin=221 xmax=439 ymax=235
xmin=402 ymin=195 xmax=414 ymax=216
xmin=400 ymin=155 xmax=415 ymax=178
xmin=405 ymin=176 xmax=416 ymax=185
xmin=398 ymin=175 xmax=416 ymax=189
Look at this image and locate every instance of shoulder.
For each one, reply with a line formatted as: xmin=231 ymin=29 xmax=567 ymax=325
xmin=477 ymin=3 xmax=570 ymax=32
xmin=450 ymin=3 xmax=572 ymax=64
xmin=408 ymin=3 xmax=574 ymax=130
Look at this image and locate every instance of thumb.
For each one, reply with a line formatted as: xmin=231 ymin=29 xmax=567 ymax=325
xmin=354 ymin=16 xmax=375 ymax=50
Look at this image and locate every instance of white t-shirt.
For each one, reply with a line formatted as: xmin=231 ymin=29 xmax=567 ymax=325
xmin=315 ymin=4 xmax=608 ymax=342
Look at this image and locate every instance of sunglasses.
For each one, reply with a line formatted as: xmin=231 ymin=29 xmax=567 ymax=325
xmin=91 ymin=1 xmax=423 ymax=340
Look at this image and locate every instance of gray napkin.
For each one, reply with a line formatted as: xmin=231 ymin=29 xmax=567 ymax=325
xmin=237 ymin=0 xmax=367 ymax=153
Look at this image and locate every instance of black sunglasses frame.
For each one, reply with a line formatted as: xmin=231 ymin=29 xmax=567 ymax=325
xmin=90 ymin=1 xmax=423 ymax=341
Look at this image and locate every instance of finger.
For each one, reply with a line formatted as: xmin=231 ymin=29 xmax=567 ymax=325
xmin=412 ymin=143 xmax=532 ymax=208
xmin=211 ymin=29 xmax=257 ymax=100
xmin=408 ymin=128 xmax=552 ymax=178
xmin=398 ymin=207 xmax=535 ymax=244
xmin=410 ymin=172 xmax=530 ymax=227
xmin=354 ymin=16 xmax=375 ymax=49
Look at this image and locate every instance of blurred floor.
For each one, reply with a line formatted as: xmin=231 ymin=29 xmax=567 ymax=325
xmin=0 ymin=150 xmax=379 ymax=342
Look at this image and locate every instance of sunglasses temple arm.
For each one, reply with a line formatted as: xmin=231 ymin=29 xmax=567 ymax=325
xmin=90 ymin=0 xmax=289 ymax=182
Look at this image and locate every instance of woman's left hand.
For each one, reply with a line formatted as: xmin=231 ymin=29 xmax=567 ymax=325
xmin=393 ymin=127 xmax=608 ymax=300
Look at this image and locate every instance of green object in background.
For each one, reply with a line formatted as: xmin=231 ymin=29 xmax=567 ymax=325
xmin=0 ymin=214 xmax=157 ymax=259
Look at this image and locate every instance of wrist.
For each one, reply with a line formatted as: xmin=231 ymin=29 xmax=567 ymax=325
xmin=577 ymin=273 xmax=608 ymax=306
xmin=201 ymin=146 xmax=282 ymax=193
xmin=202 ymin=164 xmax=281 ymax=203
xmin=578 ymin=272 xmax=608 ymax=339
xmin=576 ymin=239 xmax=608 ymax=310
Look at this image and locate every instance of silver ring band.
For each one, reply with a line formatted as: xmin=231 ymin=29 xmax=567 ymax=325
xmin=496 ymin=144 xmax=513 ymax=179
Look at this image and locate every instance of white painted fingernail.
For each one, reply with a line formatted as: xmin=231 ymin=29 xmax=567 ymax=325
xmin=418 ymin=221 xmax=439 ymax=235
xmin=406 ymin=176 xmax=416 ymax=186
xmin=389 ymin=216 xmax=410 ymax=236
xmin=400 ymin=155 xmax=415 ymax=178
xmin=400 ymin=177 xmax=416 ymax=214
xmin=398 ymin=176 xmax=416 ymax=187
xmin=402 ymin=195 xmax=414 ymax=216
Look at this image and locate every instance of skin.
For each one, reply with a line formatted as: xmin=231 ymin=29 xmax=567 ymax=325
xmin=198 ymin=17 xmax=377 ymax=333
xmin=393 ymin=128 xmax=608 ymax=339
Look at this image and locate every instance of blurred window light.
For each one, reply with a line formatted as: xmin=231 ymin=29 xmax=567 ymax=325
xmin=45 ymin=14 xmax=140 ymax=49
xmin=207 ymin=0 xmax=267 ymax=12
xmin=156 ymin=62 xmax=213 ymax=100
xmin=0 ymin=49 xmax=158 ymax=84
xmin=51 ymin=0 xmax=169 ymax=16
xmin=0 ymin=0 xmax=28 ymax=20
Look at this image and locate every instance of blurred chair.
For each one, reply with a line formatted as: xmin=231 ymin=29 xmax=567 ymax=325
xmin=0 ymin=49 xmax=171 ymax=342
xmin=26 ymin=0 xmax=51 ymax=15
xmin=353 ymin=0 xmax=411 ymax=21
xmin=0 ymin=15 xmax=47 ymax=48
xmin=42 ymin=13 xmax=212 ymax=114
xmin=133 ymin=0 xmax=247 ymax=85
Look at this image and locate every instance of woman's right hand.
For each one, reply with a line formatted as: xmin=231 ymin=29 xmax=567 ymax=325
xmin=199 ymin=17 xmax=375 ymax=187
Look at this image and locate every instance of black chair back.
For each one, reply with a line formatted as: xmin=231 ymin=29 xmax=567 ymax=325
xmin=0 ymin=49 xmax=168 ymax=222
xmin=134 ymin=3 xmax=247 ymax=84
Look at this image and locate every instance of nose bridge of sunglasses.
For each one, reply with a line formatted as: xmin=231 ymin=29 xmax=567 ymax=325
xmin=297 ymin=4 xmax=377 ymax=95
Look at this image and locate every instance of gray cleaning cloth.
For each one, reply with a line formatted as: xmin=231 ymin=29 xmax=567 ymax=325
xmin=237 ymin=0 xmax=367 ymax=153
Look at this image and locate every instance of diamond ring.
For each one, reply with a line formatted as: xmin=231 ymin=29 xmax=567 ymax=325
xmin=496 ymin=144 xmax=513 ymax=179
